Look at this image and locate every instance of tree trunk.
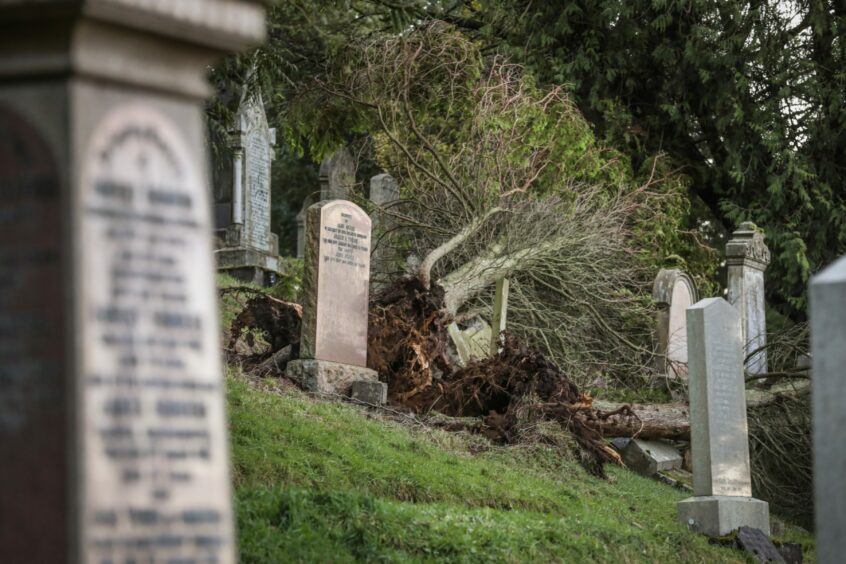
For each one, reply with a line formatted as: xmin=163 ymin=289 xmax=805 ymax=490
xmin=593 ymin=400 xmax=691 ymax=440
xmin=593 ymin=379 xmax=810 ymax=440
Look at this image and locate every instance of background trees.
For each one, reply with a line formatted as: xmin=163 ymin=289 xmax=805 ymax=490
xmin=455 ymin=0 xmax=846 ymax=319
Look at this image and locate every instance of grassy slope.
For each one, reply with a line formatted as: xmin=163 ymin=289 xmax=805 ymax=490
xmin=226 ymin=376 xmax=815 ymax=563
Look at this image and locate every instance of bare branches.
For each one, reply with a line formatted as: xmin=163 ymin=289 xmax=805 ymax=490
xmin=304 ymin=23 xmax=667 ymax=385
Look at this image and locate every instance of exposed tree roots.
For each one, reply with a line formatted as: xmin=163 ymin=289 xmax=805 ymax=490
xmin=366 ymin=279 xmax=635 ymax=476
xmin=228 ymin=294 xmax=302 ymax=370
xmin=229 ymin=279 xmax=641 ymax=475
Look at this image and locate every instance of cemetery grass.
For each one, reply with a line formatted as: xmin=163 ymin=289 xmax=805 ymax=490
xmin=226 ymin=376 xmax=815 ymax=563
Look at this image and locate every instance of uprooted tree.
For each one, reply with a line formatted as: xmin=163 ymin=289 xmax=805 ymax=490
xmin=248 ymin=23 xmax=716 ymax=472
xmin=289 ymin=23 xmax=701 ymax=386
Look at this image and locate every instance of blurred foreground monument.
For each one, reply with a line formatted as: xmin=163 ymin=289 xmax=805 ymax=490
xmin=0 ymin=1 xmax=265 ymax=562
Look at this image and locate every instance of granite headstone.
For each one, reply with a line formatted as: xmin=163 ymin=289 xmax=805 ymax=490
xmin=369 ymin=172 xmax=400 ymax=287
xmin=287 ymin=200 xmax=383 ymax=400
xmin=214 ymin=92 xmax=280 ymax=285
xmin=0 ymin=1 xmax=265 ymax=562
xmin=677 ymin=298 xmax=769 ymax=537
xmin=810 ymin=256 xmax=846 ymax=564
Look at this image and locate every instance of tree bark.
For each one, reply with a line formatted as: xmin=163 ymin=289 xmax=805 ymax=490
xmin=593 ymin=380 xmax=810 ymax=440
xmin=593 ymin=400 xmax=691 ymax=440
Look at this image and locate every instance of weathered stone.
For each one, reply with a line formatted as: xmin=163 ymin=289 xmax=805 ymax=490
xmin=319 ymin=148 xmax=355 ymax=200
xmin=736 ymin=526 xmax=785 ymax=563
xmin=726 ymin=222 xmax=770 ymax=375
xmin=299 ymin=200 xmax=372 ymax=366
xmin=653 ymin=269 xmax=698 ymax=379
xmin=678 ymin=297 xmax=769 ymax=537
xmin=620 ymin=439 xmax=682 ymax=476
xmin=687 ymin=298 xmax=752 ymax=497
xmin=370 ymin=173 xmax=401 ymax=287
xmin=370 ymin=172 xmax=400 ymax=206
xmin=287 ymin=359 xmax=379 ymax=397
xmin=448 ymin=322 xmax=472 ymax=366
xmin=0 ymin=2 xmax=264 ymax=562
xmin=351 ymin=380 xmax=388 ymax=405
xmin=810 ymin=255 xmax=846 ymax=564
xmin=678 ymin=497 xmax=770 ymax=537
xmin=214 ymin=93 xmax=280 ymax=285
xmin=448 ymin=318 xmax=493 ymax=366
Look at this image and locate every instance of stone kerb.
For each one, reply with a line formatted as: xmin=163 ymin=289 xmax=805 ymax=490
xmin=287 ymin=199 xmax=384 ymax=402
xmin=810 ymin=255 xmax=846 ymax=564
xmin=677 ymin=297 xmax=769 ymax=537
xmin=652 ymin=268 xmax=698 ymax=379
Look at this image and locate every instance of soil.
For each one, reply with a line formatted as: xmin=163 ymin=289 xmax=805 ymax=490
xmin=228 ymin=278 xmax=636 ymax=475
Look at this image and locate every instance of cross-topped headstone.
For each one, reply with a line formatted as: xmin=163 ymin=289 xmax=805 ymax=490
xmin=287 ymin=200 xmax=384 ymax=401
xmin=214 ymin=92 xmax=280 ymax=285
xmin=677 ymin=297 xmax=769 ymax=537
xmin=726 ymin=222 xmax=770 ymax=375
xmin=0 ymin=1 xmax=265 ymax=562
xmin=810 ymin=255 xmax=846 ymax=564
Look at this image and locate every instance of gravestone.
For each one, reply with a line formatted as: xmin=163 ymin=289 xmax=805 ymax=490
xmin=677 ymin=298 xmax=769 ymax=537
xmin=810 ymin=256 xmax=846 ymax=564
xmin=320 ymin=148 xmax=355 ymax=200
xmin=0 ymin=2 xmax=265 ymax=562
xmin=287 ymin=200 xmax=384 ymax=401
xmin=370 ymin=173 xmax=400 ymax=287
xmin=214 ymin=92 xmax=281 ymax=285
xmin=620 ymin=439 xmax=683 ymax=477
xmin=653 ymin=269 xmax=698 ymax=379
xmin=295 ymin=148 xmax=356 ymax=259
xmin=726 ymin=222 xmax=770 ymax=375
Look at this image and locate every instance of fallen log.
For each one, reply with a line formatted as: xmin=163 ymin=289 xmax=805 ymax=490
xmin=593 ymin=379 xmax=811 ymax=441
xmin=593 ymin=400 xmax=690 ymax=440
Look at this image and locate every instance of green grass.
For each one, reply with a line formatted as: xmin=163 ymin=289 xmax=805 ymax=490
xmin=226 ymin=376 xmax=814 ymax=562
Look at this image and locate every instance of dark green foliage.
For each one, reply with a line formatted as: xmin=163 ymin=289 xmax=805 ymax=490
xmin=461 ymin=0 xmax=846 ymax=318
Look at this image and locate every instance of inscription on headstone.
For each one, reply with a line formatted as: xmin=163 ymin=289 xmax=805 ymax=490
xmin=0 ymin=1 xmax=265 ymax=561
xmin=302 ymin=200 xmax=371 ymax=366
xmin=288 ymin=199 xmax=381 ymax=399
xmin=80 ymin=104 xmax=234 ymax=562
xmin=678 ymin=297 xmax=769 ymax=537
xmin=243 ymin=98 xmax=272 ymax=251
xmin=810 ymin=256 xmax=846 ymax=564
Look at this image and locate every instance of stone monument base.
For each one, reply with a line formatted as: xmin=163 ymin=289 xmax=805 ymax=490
xmin=678 ymin=496 xmax=769 ymax=537
xmin=216 ymin=247 xmax=280 ymax=286
xmin=287 ymin=359 xmax=383 ymax=402
xmin=214 ymin=223 xmax=281 ymax=286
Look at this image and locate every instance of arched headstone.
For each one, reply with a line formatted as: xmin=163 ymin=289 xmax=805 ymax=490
xmin=653 ymin=269 xmax=698 ymax=378
xmin=287 ymin=200 xmax=385 ymax=403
